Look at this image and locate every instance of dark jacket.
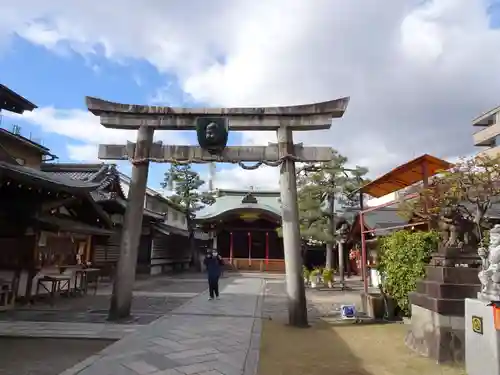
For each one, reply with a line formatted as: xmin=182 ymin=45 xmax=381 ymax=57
xmin=204 ymin=254 xmax=224 ymax=278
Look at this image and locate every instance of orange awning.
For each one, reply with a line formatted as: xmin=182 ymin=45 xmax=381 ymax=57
xmin=360 ymin=154 xmax=453 ymax=198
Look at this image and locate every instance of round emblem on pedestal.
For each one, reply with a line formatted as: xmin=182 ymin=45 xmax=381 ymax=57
xmin=472 ymin=316 xmax=483 ymax=335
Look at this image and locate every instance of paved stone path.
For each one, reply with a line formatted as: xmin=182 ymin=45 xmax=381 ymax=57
xmin=0 ymin=275 xmax=209 ymax=326
xmin=60 ymin=277 xmax=264 ymax=375
xmin=0 ymin=321 xmax=141 ymax=339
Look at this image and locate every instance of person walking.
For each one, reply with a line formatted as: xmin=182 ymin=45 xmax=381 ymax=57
xmin=204 ymin=248 xmax=224 ymax=300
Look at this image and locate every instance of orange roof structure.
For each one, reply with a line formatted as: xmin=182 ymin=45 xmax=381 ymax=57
xmin=360 ymin=154 xmax=453 ymax=198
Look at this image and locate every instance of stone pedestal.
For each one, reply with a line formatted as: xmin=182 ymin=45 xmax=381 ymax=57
xmin=406 ymin=264 xmax=481 ymax=363
xmin=465 ymin=298 xmax=500 ymax=375
xmin=361 ymin=292 xmax=396 ymax=320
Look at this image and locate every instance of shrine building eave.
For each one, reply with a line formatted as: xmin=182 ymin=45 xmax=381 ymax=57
xmin=0 ymin=129 xmax=54 ymax=157
xmin=0 ymin=161 xmax=102 ymax=193
xmin=195 ymin=206 xmax=281 ymax=223
xmin=0 ymin=84 xmax=37 ymax=114
xmin=356 ymin=154 xmax=453 ymax=198
xmin=85 ymin=96 xmax=350 ymax=131
xmin=194 ymin=193 xmax=282 ymax=223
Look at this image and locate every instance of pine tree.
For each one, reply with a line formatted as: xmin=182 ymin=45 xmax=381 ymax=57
xmin=296 ymin=151 xmax=368 ymax=254
xmin=161 ymin=163 xmax=215 ymax=269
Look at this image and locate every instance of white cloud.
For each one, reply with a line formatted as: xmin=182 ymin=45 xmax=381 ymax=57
xmin=1 ymin=0 xmax=500 ymax=190
xmin=66 ymin=144 xmax=99 ymax=162
xmin=4 ymin=107 xmax=190 ymax=161
xmin=213 ymin=164 xmax=280 ymax=191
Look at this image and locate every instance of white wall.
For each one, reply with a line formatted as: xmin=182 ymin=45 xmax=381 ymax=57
xmin=365 ymin=192 xmax=399 ymax=208
xmin=119 ymin=175 xmax=187 ymax=230
xmin=166 ymin=206 xmax=187 ymax=230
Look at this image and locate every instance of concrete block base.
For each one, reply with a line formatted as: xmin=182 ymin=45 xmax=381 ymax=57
xmin=360 ymin=292 xmax=395 ymax=320
xmin=465 ymin=298 xmax=500 ymax=375
xmin=405 ymin=304 xmax=465 ymax=363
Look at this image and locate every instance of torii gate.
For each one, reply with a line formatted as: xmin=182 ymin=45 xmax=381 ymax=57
xmin=87 ymin=96 xmax=349 ymax=327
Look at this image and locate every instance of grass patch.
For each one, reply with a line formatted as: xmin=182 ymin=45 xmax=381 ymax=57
xmin=258 ymin=320 xmax=466 ymax=375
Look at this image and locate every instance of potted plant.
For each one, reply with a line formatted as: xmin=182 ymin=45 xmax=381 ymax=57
xmin=310 ymin=268 xmax=321 ymax=288
xmin=302 ymin=266 xmax=310 ymax=286
xmin=322 ymin=268 xmax=334 ymax=288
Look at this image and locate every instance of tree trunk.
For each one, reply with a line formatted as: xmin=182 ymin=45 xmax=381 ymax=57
xmin=186 ymin=214 xmax=199 ymax=272
xmin=326 ymin=193 xmax=335 ymax=269
xmin=325 ymin=243 xmax=333 ymax=269
xmin=475 ymin=204 xmax=487 ymax=243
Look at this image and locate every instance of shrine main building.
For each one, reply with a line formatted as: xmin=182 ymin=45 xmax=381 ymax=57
xmin=195 ymin=189 xmax=284 ymax=272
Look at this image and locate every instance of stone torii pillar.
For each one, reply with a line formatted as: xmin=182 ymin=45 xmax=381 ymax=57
xmin=87 ymin=96 xmax=350 ymax=326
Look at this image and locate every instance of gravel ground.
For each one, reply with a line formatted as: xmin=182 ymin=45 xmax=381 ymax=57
xmin=0 ymin=338 xmax=114 ymax=375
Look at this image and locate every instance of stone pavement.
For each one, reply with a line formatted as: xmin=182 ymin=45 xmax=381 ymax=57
xmin=0 ymin=274 xmax=209 ymax=327
xmin=60 ymin=276 xmax=264 ymax=375
xmin=0 ymin=321 xmax=141 ymax=339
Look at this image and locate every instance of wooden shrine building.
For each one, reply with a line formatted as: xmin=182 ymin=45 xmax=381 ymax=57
xmin=0 ymin=85 xmax=115 ymax=302
xmin=41 ymin=163 xmax=193 ymax=276
xmin=0 ymin=84 xmax=194 ymax=309
xmin=195 ymin=189 xmax=284 ymax=272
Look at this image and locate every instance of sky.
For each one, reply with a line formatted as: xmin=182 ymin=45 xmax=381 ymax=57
xmin=1 ymin=0 xmax=500 ymax=193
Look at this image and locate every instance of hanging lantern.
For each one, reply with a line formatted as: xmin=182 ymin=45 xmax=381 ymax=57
xmin=196 ymin=117 xmax=229 ymax=155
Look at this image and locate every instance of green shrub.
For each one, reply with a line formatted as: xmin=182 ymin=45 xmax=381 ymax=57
xmin=377 ymin=230 xmax=438 ymax=316
xmin=322 ymin=268 xmax=334 ymax=283
xmin=302 ymin=266 xmax=310 ymax=280
xmin=310 ymin=268 xmax=321 ymax=277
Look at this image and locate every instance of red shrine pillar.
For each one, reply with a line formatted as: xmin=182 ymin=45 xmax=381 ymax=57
xmin=248 ymin=232 xmax=252 ymax=266
xmin=265 ymin=232 xmax=269 ymax=266
xmin=229 ymin=232 xmax=234 ymax=263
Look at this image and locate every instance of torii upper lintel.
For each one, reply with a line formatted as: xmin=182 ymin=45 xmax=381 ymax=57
xmin=85 ymin=96 xmax=350 ymax=131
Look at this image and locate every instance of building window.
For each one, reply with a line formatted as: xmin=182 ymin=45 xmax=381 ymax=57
xmin=494 ymin=135 xmax=500 ymax=147
xmin=15 ymin=158 xmax=25 ymax=165
xmin=172 ymin=211 xmax=178 ymax=221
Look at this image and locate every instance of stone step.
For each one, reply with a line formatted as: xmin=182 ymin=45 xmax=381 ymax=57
xmin=409 ymin=291 xmax=467 ymax=316
xmin=425 ymin=266 xmax=480 ymax=284
xmin=416 ymin=280 xmax=480 ymax=299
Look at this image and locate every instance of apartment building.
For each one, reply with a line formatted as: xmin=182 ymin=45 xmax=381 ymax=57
xmin=472 ymin=105 xmax=500 ymax=157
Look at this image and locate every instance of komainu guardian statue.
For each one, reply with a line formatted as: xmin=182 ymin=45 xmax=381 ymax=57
xmin=438 ymin=207 xmax=478 ymax=250
xmin=478 ymin=224 xmax=500 ymax=302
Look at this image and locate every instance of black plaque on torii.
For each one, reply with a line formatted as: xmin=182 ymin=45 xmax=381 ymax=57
xmin=196 ymin=117 xmax=229 ymax=155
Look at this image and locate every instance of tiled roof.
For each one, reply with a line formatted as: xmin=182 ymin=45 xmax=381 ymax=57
xmin=41 ymin=163 xmax=108 ymax=181
xmin=41 ymin=163 xmax=125 ymax=198
xmin=0 ymin=161 xmax=101 ymax=192
xmin=352 ymin=201 xmax=500 ymax=236
xmin=361 ymin=206 xmax=408 ymax=235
